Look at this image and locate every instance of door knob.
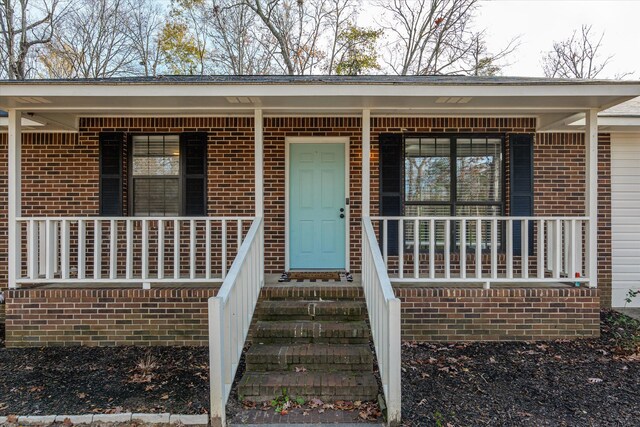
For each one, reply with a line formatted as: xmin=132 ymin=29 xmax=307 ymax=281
xmin=339 ymin=208 xmax=345 ymax=212
xmin=340 ymin=214 xmax=345 ymax=218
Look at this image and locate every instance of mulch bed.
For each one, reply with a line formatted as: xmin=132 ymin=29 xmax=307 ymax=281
xmin=401 ymin=310 xmax=640 ymax=426
xmin=0 ymin=310 xmax=638 ymax=426
xmin=0 ymin=346 xmax=209 ymax=416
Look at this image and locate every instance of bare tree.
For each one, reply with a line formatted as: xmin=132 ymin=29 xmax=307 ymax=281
xmin=324 ymin=0 xmax=358 ymax=75
xmin=462 ymin=30 xmax=518 ymax=76
xmin=243 ymin=0 xmax=329 ymax=75
xmin=207 ymin=0 xmax=276 ymax=74
xmin=171 ymin=0 xmax=276 ymax=75
xmin=0 ymin=0 xmax=62 ymax=79
xmin=40 ymin=0 xmax=135 ymax=78
xmin=542 ymin=25 xmax=621 ymax=79
xmin=125 ymin=0 xmax=164 ymax=77
xmin=377 ymin=0 xmax=517 ymax=76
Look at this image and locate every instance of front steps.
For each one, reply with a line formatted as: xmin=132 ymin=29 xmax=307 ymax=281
xmin=237 ymin=291 xmax=379 ymax=403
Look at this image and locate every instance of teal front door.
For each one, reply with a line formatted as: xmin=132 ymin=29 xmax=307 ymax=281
xmin=290 ymin=143 xmax=346 ymax=270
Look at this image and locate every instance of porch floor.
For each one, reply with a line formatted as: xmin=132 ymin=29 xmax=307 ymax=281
xmin=24 ymin=274 xmax=576 ymax=289
xmin=265 ymin=274 xmax=575 ymax=289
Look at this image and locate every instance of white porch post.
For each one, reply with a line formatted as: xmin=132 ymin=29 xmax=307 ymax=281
xmin=8 ymin=110 xmax=22 ymax=289
xmin=585 ymin=109 xmax=598 ymax=288
xmin=254 ymin=109 xmax=264 ymax=286
xmin=254 ymin=109 xmax=264 ymax=216
xmin=362 ymin=109 xmax=371 ymax=217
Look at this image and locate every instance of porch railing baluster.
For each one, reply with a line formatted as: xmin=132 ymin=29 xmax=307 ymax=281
xmin=94 ymin=219 xmax=101 ymax=280
xmin=15 ymin=216 xmax=254 ymax=286
xmin=369 ymin=215 xmax=591 ymax=287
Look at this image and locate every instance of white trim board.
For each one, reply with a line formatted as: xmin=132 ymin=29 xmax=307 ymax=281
xmin=284 ymin=136 xmax=351 ymax=271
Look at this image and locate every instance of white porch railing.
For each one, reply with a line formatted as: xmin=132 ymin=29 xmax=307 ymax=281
xmin=16 ymin=216 xmax=254 ymax=284
xmin=372 ymin=216 xmax=591 ymax=287
xmin=209 ymin=216 xmax=264 ymax=427
xmin=362 ymin=217 xmax=401 ymax=425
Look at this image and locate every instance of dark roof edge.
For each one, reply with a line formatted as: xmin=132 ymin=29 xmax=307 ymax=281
xmin=1 ymin=75 xmax=639 ymax=85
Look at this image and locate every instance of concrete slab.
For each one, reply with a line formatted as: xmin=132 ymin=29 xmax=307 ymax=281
xmin=54 ymin=415 xmax=94 ymax=424
xmin=168 ymin=414 xmax=209 ymax=425
xmin=91 ymin=413 xmax=133 ymax=423
xmin=18 ymin=415 xmax=57 ymax=425
xmin=132 ymin=413 xmax=171 ymax=423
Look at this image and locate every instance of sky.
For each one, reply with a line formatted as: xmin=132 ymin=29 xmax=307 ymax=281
xmin=471 ymin=0 xmax=640 ymax=78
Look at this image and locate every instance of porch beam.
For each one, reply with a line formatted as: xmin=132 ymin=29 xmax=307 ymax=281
xmin=362 ymin=109 xmax=371 ymax=217
xmin=585 ymin=109 xmax=598 ymax=288
xmin=254 ymin=109 xmax=263 ymax=216
xmin=8 ymin=110 xmax=22 ymax=289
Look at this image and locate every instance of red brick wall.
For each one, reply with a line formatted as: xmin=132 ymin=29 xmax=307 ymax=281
xmin=395 ymin=287 xmax=600 ymax=341
xmin=5 ymin=287 xmax=216 ymax=346
xmin=534 ymin=133 xmax=612 ymax=306
xmin=367 ymin=121 xmax=611 ymax=306
xmin=0 ymin=119 xmax=612 ymax=305
xmin=0 ymin=118 xmax=610 ymax=347
xmin=0 ymin=118 xmax=255 ymax=289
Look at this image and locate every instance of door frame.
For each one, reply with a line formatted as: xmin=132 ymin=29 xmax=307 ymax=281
xmin=285 ymin=136 xmax=350 ymax=271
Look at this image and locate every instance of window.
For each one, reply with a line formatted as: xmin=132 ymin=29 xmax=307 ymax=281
xmin=99 ymin=132 xmax=207 ymax=217
xmin=132 ymin=135 xmax=180 ymax=216
xmin=403 ymin=136 xmax=504 ymax=250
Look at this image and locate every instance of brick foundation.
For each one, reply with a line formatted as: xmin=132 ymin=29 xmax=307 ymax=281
xmin=5 ymin=285 xmax=599 ymax=347
xmin=4 ymin=287 xmax=217 ymax=347
xmin=395 ymin=287 xmax=600 ymax=341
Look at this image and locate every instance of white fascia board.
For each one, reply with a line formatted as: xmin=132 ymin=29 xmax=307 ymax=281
xmin=2 ymin=82 xmax=640 ymax=99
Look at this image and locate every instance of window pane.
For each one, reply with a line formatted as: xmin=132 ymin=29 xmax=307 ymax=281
xmin=133 ymin=157 xmax=179 ymax=176
xmin=456 ymin=138 xmax=502 ymax=202
xmin=405 ymin=138 xmax=450 ymax=202
xmin=132 ymin=134 xmax=181 ymax=216
xmin=134 ymin=178 xmax=179 ymax=216
xmin=132 ymin=135 xmax=180 ymax=177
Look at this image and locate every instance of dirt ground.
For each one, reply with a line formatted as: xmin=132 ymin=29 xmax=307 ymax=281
xmin=0 ymin=310 xmax=639 ymax=426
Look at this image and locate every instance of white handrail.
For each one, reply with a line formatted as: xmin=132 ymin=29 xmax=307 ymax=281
xmin=209 ymin=216 xmax=264 ymax=427
xmin=362 ymin=217 xmax=401 ymax=426
xmin=17 ymin=216 xmax=254 ymax=284
xmin=372 ymin=216 xmax=590 ymax=287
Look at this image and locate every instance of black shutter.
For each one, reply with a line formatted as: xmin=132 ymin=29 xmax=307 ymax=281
xmin=510 ymin=134 xmax=534 ymax=255
xmin=99 ymin=132 xmax=124 ymax=216
xmin=181 ymin=132 xmax=207 ymax=215
xmin=379 ymin=134 xmax=403 ymax=255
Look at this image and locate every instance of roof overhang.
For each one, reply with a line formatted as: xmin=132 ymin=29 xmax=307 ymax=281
xmin=1 ymin=78 xmax=640 ymax=132
xmin=565 ymin=115 xmax=640 ymax=133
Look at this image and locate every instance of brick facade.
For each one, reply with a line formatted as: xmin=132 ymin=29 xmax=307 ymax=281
xmin=0 ymin=116 xmax=613 ymax=346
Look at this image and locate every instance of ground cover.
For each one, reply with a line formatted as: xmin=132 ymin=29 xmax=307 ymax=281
xmin=0 ymin=310 xmax=638 ymax=426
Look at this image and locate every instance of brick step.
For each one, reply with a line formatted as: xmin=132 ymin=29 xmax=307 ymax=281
xmin=254 ymin=320 xmax=370 ymax=344
xmin=256 ymin=300 xmax=367 ymax=321
xmin=246 ymin=343 xmax=373 ymax=372
xmin=238 ymin=371 xmax=379 ymax=402
xmin=260 ymin=286 xmax=363 ymax=301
